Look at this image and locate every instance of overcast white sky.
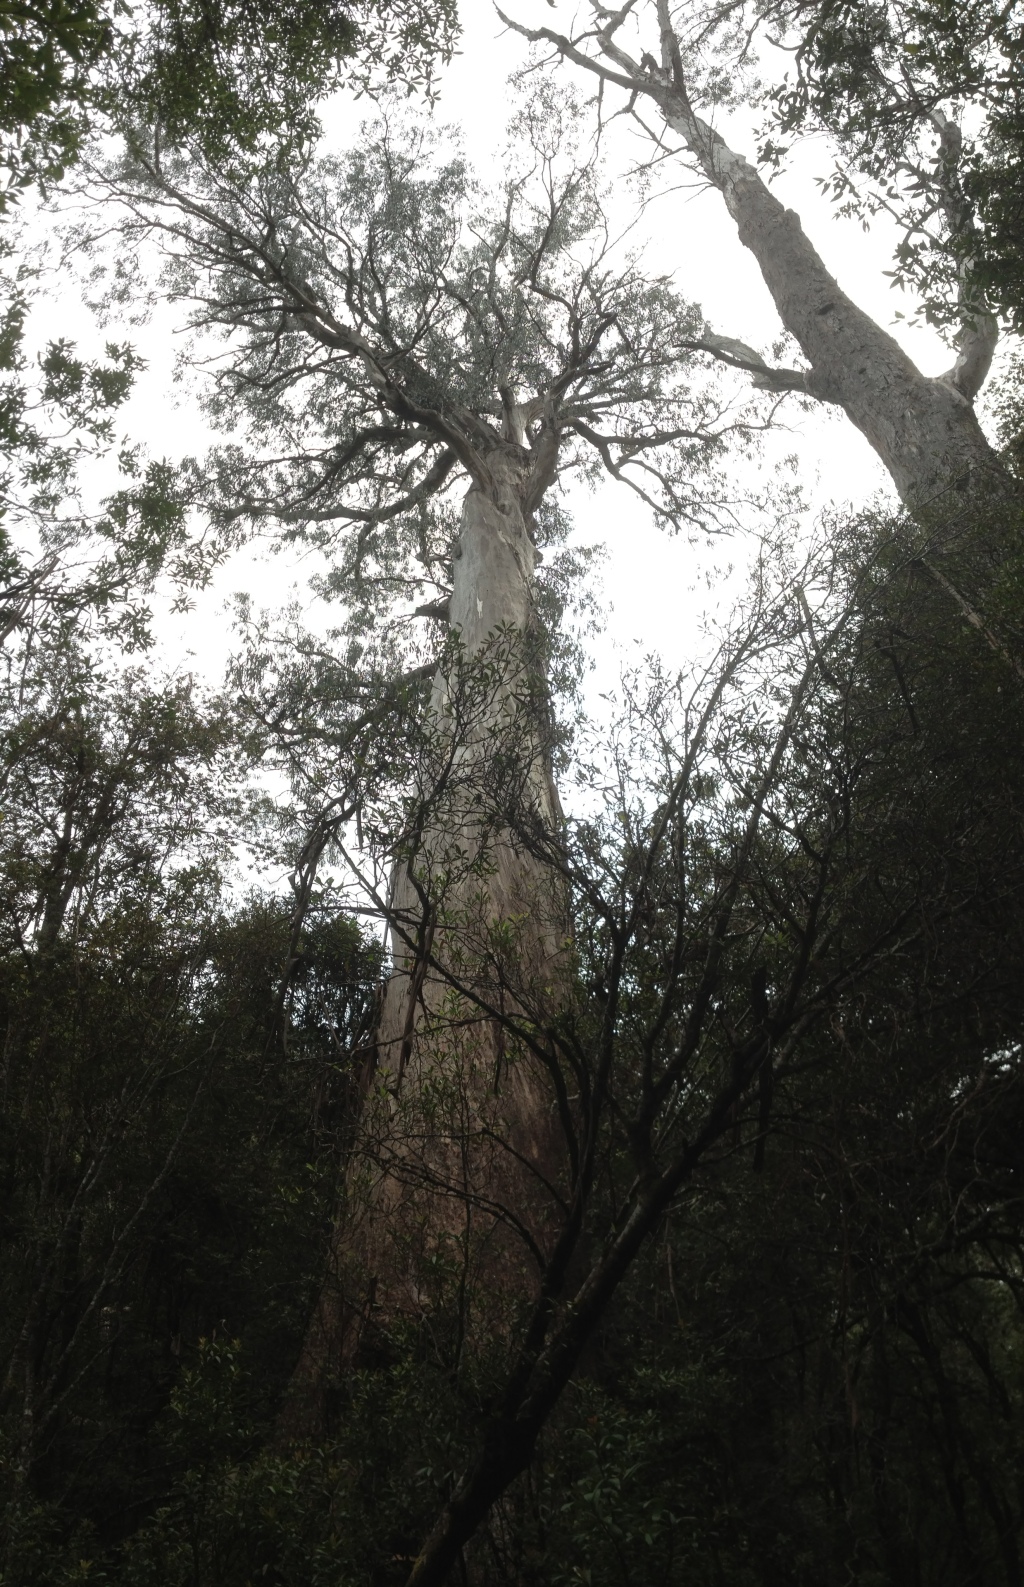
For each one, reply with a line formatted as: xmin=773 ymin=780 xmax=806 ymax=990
xmin=30 ymin=0 xmax=985 ymax=696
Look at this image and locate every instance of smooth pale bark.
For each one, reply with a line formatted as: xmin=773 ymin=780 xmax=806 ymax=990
xmin=285 ymin=455 xmax=569 ymax=1433
xmin=502 ymin=5 xmax=1013 ymax=509
xmin=663 ymin=110 xmax=1003 ymax=505
xmin=380 ymin=474 xmax=564 ymax=1037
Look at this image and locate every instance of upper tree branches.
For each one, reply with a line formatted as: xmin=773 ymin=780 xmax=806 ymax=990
xmin=90 ymin=90 xmax=781 ymax=669
xmin=500 ymin=0 xmax=1014 ymax=508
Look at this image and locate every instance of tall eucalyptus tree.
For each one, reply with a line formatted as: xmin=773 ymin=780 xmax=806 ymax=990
xmin=98 ymin=91 xmax=777 ymax=1411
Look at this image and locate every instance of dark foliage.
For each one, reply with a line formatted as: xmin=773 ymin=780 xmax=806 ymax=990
xmin=4 ymin=491 xmax=1024 ymax=1585
xmin=0 ymin=625 xmax=383 ymax=1580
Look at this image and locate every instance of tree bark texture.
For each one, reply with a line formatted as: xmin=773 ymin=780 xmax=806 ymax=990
xmin=286 ymin=454 xmax=570 ymax=1433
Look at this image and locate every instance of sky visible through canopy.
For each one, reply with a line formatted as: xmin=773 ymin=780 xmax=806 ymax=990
xmin=27 ymin=0 xmax=988 ymax=698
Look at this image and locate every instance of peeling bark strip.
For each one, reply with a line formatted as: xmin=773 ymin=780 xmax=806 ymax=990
xmin=500 ymin=0 xmax=1012 ymax=508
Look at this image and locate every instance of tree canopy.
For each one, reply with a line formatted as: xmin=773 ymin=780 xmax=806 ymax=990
xmin=0 ymin=0 xmax=458 ymax=201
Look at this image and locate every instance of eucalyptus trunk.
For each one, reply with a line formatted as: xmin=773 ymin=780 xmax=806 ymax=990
xmin=286 ymin=452 xmax=569 ymax=1434
xmin=665 ymin=116 xmax=1004 ymax=505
